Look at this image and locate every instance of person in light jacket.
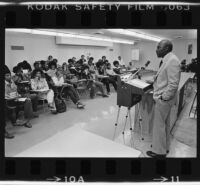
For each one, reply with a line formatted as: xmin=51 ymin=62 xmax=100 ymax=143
xmin=146 ymin=40 xmax=181 ymax=158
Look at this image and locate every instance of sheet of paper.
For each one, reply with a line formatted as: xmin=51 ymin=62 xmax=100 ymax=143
xmin=126 ymin=79 xmax=150 ymax=89
xmin=17 ymin=98 xmax=27 ymax=102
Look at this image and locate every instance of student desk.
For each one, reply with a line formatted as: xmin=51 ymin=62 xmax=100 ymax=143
xmin=134 ymin=72 xmax=195 ymax=141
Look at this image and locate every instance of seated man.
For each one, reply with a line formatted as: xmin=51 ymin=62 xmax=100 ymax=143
xmin=51 ymin=68 xmax=85 ymax=109
xmin=98 ymin=63 xmax=117 ymax=95
xmin=105 ymin=62 xmax=118 ymax=82
xmin=31 ymin=69 xmax=57 ymax=113
xmin=113 ymin=60 xmax=122 ymax=74
xmin=5 ymin=69 xmax=36 ymax=130
xmin=84 ymin=65 xmax=108 ymax=99
xmin=12 ymin=65 xmax=39 ymax=116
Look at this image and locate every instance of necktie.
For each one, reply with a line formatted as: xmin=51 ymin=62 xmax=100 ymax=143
xmin=159 ymin=60 xmax=163 ymax=68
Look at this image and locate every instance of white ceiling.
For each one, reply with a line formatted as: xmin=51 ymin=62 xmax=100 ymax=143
xmin=43 ymin=29 xmax=197 ymax=42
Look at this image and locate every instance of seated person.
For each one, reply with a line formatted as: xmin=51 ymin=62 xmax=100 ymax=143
xmin=30 ymin=69 xmax=56 ymax=113
xmin=68 ymin=59 xmax=81 ymax=76
xmin=98 ymin=63 xmax=117 ymax=95
xmin=5 ymin=69 xmax=36 ymax=129
xmin=105 ymin=63 xmax=118 ymax=81
xmin=18 ymin=60 xmax=32 ymax=72
xmin=53 ymin=58 xmax=61 ymax=68
xmin=40 ymin=60 xmax=49 ymax=73
xmin=113 ymin=60 xmax=121 ymax=74
xmin=12 ymin=65 xmax=30 ymax=83
xmin=47 ymin=61 xmax=57 ymax=78
xmin=84 ymin=66 xmax=108 ymax=98
xmin=47 ymin=55 xmax=53 ymax=63
xmin=127 ymin=61 xmax=134 ymax=70
xmin=76 ymin=55 xmax=86 ymax=66
xmin=12 ymin=66 xmax=39 ymax=115
xmin=33 ymin=61 xmax=42 ymax=70
xmin=51 ymin=68 xmax=85 ymax=109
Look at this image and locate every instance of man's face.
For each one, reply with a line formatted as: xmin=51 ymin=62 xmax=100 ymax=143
xmin=102 ymin=56 xmax=106 ymax=61
xmin=5 ymin=73 xmax=11 ymax=82
xmin=72 ymin=57 xmax=76 ymax=62
xmin=156 ymin=41 xmax=167 ymax=58
xmin=81 ymin=55 xmax=85 ymax=60
xmin=118 ymin=56 xmax=121 ymax=60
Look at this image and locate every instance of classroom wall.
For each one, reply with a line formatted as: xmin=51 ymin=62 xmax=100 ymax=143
xmin=5 ymin=32 xmax=121 ymax=70
xmin=120 ymin=39 xmax=197 ymax=71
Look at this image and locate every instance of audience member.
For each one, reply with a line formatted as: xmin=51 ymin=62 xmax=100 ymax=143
xmin=33 ymin=61 xmax=42 ymax=70
xmin=118 ymin=56 xmax=125 ymax=67
xmin=98 ymin=63 xmax=117 ymax=95
xmin=77 ymin=55 xmax=86 ymax=66
xmin=47 ymin=61 xmax=57 ymax=78
xmin=31 ymin=69 xmax=57 ymax=113
xmin=105 ymin=63 xmax=118 ymax=81
xmin=41 ymin=60 xmax=49 ymax=72
xmin=51 ymin=68 xmax=85 ymax=109
xmin=5 ymin=69 xmax=35 ymax=128
xmin=113 ymin=60 xmax=121 ymax=74
xmin=84 ymin=65 xmax=109 ymax=98
xmin=18 ymin=60 xmax=32 ymax=72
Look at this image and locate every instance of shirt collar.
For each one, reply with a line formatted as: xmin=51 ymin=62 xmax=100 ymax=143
xmin=5 ymin=80 xmax=12 ymax=85
xmin=162 ymin=52 xmax=172 ymax=65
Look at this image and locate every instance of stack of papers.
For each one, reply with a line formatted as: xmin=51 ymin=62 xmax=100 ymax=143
xmin=126 ymin=79 xmax=150 ymax=89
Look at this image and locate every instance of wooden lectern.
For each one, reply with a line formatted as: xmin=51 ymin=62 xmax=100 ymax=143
xmin=113 ymin=75 xmax=153 ymax=146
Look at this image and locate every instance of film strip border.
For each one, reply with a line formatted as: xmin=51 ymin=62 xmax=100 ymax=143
xmin=0 ymin=3 xmax=200 ymax=182
xmin=0 ymin=5 xmax=200 ymax=28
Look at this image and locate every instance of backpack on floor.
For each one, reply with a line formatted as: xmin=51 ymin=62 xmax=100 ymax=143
xmin=54 ymin=96 xmax=67 ymax=113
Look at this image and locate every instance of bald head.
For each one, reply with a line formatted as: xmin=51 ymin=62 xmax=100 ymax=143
xmin=156 ymin=39 xmax=173 ymax=58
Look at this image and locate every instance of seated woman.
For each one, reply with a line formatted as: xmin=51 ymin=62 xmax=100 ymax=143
xmin=47 ymin=61 xmax=57 ymax=78
xmin=98 ymin=63 xmax=117 ymax=95
xmin=51 ymin=68 xmax=85 ymax=109
xmin=30 ymin=69 xmax=57 ymax=113
xmin=5 ymin=69 xmax=35 ymax=129
xmin=12 ymin=66 xmax=39 ymax=116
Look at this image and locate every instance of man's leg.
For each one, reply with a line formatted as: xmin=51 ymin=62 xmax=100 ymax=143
xmin=152 ymin=99 xmax=171 ymax=155
xmin=29 ymin=93 xmax=38 ymax=112
xmin=23 ymin=99 xmax=33 ymax=119
xmin=94 ymin=81 xmax=108 ymax=97
xmin=102 ymin=79 xmax=110 ymax=93
xmin=64 ymin=87 xmax=78 ymax=104
xmin=108 ymin=77 xmax=117 ymax=91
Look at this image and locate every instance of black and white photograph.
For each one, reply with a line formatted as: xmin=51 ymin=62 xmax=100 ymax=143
xmin=4 ymin=29 xmax=197 ymax=158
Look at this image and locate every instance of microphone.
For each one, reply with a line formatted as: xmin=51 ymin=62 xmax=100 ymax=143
xmin=141 ymin=61 xmax=151 ymax=70
xmin=129 ymin=61 xmax=151 ymax=80
xmin=145 ymin=60 xmax=151 ymax=68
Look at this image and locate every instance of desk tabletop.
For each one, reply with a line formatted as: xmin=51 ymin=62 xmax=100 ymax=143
xmin=178 ymin=72 xmax=195 ymax=91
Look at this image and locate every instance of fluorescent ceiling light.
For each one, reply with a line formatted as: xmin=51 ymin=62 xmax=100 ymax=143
xmin=6 ymin=29 xmax=134 ymax=45
xmin=107 ymin=29 xmax=164 ymax=42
